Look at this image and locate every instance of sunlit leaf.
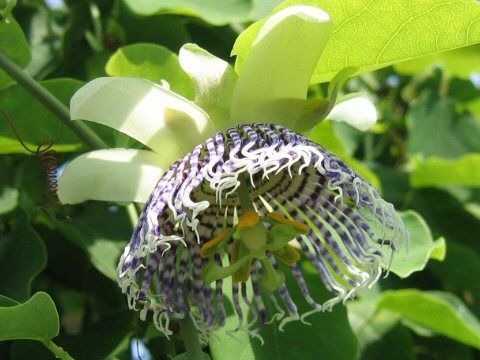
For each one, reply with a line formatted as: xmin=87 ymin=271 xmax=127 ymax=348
xmin=395 ymin=45 xmax=480 ymax=79
xmin=123 ymin=0 xmax=253 ymax=25
xmin=106 ymin=43 xmax=195 ymax=99
xmin=411 ymin=154 xmax=480 ymax=188
xmin=233 ymin=0 xmax=480 ymax=83
xmin=0 ymin=292 xmax=59 ymax=341
xmin=389 ymin=211 xmax=446 ymax=278
xmin=378 ymin=290 xmax=480 ymax=349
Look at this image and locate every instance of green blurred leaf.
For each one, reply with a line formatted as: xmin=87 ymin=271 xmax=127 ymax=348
xmin=61 ymin=311 xmax=133 ymax=360
xmin=106 ymin=43 xmax=194 ymax=99
xmin=0 ymin=17 xmax=31 ymax=88
xmin=360 ymin=324 xmax=415 ymax=360
xmin=411 ymin=154 xmax=480 ymax=188
xmin=395 ymin=45 xmax=480 ymax=79
xmin=0 ymin=292 xmax=59 ymax=341
xmin=13 ymin=5 xmax=63 ymax=79
xmin=210 ymin=262 xmax=358 ymax=360
xmin=0 ymin=212 xmax=46 ymax=301
xmin=59 ymin=203 xmax=131 ymax=280
xmin=410 ymin=189 xmax=480 ymax=250
xmin=233 ymin=0 xmax=480 ymax=83
xmin=309 ymin=121 xmax=381 ymax=188
xmin=378 ymin=290 xmax=480 ymax=349
xmin=389 ymin=211 xmax=446 ymax=278
xmin=347 ymin=289 xmax=400 ymax=352
xmin=0 ymin=186 xmax=18 ymax=215
xmin=123 ymin=0 xmax=253 ymax=25
xmin=406 ymin=91 xmax=480 ymax=159
xmin=430 ymin=242 xmax=480 ymax=315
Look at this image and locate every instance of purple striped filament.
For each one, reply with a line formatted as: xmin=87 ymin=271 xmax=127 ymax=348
xmin=117 ymin=124 xmax=408 ymax=339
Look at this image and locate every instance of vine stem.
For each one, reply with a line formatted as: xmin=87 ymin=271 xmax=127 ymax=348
xmin=0 ymin=50 xmax=107 ymax=149
xmin=178 ymin=315 xmax=204 ymax=360
xmin=42 ymin=340 xmax=76 ymax=360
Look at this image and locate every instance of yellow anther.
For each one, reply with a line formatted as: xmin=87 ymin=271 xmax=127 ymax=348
xmin=273 ymin=245 xmax=301 ymax=266
xmin=237 ymin=211 xmax=261 ymax=230
xmin=200 ymin=228 xmax=231 ymax=258
xmin=267 ymin=212 xmax=309 ymax=234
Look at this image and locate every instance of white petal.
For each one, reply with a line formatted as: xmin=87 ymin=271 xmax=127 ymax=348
xmin=70 ymin=77 xmax=216 ymax=158
xmin=179 ymin=44 xmax=237 ymax=130
xmin=58 ymin=149 xmax=164 ymax=204
xmin=327 ymin=97 xmax=378 ymax=131
xmin=230 ymin=6 xmax=333 ymax=127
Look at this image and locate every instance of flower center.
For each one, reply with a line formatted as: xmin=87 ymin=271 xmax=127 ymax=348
xmin=200 ymin=176 xmax=308 ymax=292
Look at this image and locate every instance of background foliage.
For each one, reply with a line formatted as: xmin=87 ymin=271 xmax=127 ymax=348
xmin=1 ymin=0 xmax=480 ymax=359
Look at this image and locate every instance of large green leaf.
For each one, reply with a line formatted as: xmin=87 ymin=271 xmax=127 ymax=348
xmin=406 ymin=91 xmax=480 ymax=159
xmin=233 ymin=0 xmax=480 ymax=83
xmin=0 ymin=79 xmax=84 ymax=153
xmin=389 ymin=211 xmax=446 ymax=278
xmin=0 ymin=292 xmax=59 ymax=341
xmin=0 ymin=17 xmax=31 ymax=88
xmin=123 ymin=0 xmax=253 ymax=25
xmin=378 ymin=290 xmax=480 ymax=349
xmin=0 ymin=212 xmax=46 ymax=301
xmin=106 ymin=43 xmax=195 ymax=99
xmin=210 ymin=262 xmax=358 ymax=359
xmin=411 ymin=154 xmax=480 ymax=188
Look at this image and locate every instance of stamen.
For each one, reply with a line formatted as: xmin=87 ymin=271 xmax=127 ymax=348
xmin=237 ymin=211 xmax=261 ymax=229
xmin=200 ymin=227 xmax=233 ymax=258
xmin=267 ymin=212 xmax=309 ymax=234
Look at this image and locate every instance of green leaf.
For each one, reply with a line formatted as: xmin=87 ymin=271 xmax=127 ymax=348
xmin=411 ymin=154 xmax=480 ymax=188
xmin=378 ymin=289 xmax=480 ymax=349
xmin=406 ymin=91 xmax=480 ymax=159
xmin=106 ymin=43 xmax=195 ymax=99
xmin=0 ymin=292 xmax=59 ymax=341
xmin=233 ymin=0 xmax=480 ymax=83
xmin=123 ymin=0 xmax=253 ymax=25
xmin=210 ymin=262 xmax=358 ymax=360
xmin=0 ymin=17 xmax=31 ymax=88
xmin=0 ymin=186 xmax=18 ymax=215
xmin=389 ymin=211 xmax=446 ymax=278
xmin=0 ymin=212 xmax=47 ymax=301
xmin=395 ymin=44 xmax=480 ymax=79
xmin=0 ymin=79 xmax=84 ymax=153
